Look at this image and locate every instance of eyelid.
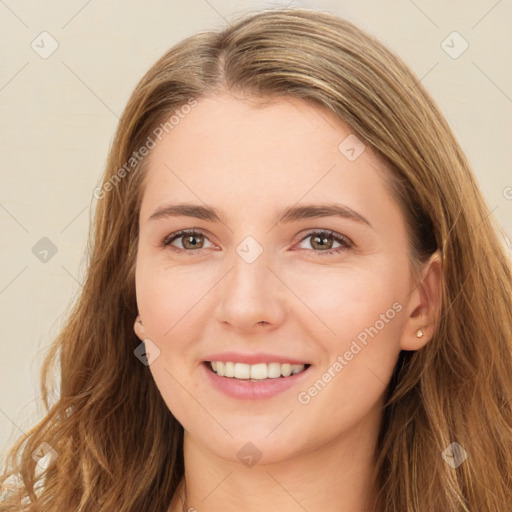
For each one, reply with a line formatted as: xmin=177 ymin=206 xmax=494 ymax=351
xmin=293 ymin=228 xmax=353 ymax=246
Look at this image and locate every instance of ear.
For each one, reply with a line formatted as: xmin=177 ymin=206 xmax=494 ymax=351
xmin=400 ymin=250 xmax=442 ymax=351
xmin=133 ymin=315 xmax=147 ymax=341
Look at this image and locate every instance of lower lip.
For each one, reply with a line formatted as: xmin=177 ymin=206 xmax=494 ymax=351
xmin=201 ymin=362 xmax=311 ymax=400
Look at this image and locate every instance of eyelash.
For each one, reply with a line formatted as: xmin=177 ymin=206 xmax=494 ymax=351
xmin=161 ymin=229 xmax=353 ymax=256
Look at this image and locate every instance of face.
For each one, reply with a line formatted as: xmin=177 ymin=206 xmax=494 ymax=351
xmin=134 ymin=92 xmax=425 ymax=464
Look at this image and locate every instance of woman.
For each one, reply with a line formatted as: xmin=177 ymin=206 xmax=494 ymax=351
xmin=1 ymin=7 xmax=511 ymax=512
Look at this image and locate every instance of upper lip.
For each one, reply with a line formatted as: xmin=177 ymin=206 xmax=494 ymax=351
xmin=203 ymin=352 xmax=310 ymax=365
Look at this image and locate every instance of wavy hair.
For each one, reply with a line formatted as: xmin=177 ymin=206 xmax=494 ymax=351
xmin=1 ymin=7 xmax=511 ymax=511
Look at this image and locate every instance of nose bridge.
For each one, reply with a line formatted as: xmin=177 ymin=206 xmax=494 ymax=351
xmin=232 ymin=243 xmax=269 ymax=293
xmin=228 ymin=236 xmax=274 ymax=302
xmin=214 ymin=234 xmax=286 ymax=329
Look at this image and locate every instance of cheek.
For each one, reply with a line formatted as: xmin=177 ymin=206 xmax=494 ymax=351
xmin=289 ymin=269 xmax=404 ymax=438
xmin=134 ymin=250 xmax=207 ymax=339
xmin=134 ymin=256 xmax=207 ymax=422
xmin=286 ymin=259 xmax=406 ymax=348
xmin=288 ymin=261 xmax=405 ymax=397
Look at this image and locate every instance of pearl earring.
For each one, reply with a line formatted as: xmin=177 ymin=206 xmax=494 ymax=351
xmin=416 ymin=329 xmax=424 ymax=338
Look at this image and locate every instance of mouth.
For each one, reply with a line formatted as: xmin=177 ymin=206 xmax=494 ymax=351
xmin=204 ymin=361 xmax=311 ymax=381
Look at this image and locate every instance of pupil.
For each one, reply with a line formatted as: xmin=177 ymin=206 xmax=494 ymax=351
xmin=186 ymin=234 xmax=202 ymax=248
xmin=314 ymin=234 xmax=331 ymax=250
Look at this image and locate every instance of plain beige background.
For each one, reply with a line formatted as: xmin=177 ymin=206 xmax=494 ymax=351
xmin=1 ymin=0 xmax=511 ymax=454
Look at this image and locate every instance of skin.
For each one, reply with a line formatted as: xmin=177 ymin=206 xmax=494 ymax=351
xmin=133 ymin=92 xmax=441 ymax=512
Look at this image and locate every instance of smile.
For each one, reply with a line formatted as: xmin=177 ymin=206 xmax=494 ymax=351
xmin=208 ymin=361 xmax=310 ymax=381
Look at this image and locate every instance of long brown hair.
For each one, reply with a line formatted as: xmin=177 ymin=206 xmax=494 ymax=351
xmin=2 ymin=8 xmax=511 ymax=511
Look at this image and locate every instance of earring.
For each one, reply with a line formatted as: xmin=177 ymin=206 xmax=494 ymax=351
xmin=416 ymin=329 xmax=424 ymax=338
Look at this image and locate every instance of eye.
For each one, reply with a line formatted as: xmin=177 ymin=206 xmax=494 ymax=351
xmin=294 ymin=230 xmax=353 ymax=256
xmin=161 ymin=229 xmax=214 ymax=253
xmin=161 ymin=229 xmax=353 ymax=256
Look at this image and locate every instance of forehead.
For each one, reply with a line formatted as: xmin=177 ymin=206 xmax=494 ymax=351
xmin=139 ymin=93 xmax=399 ymax=227
xmin=148 ymin=93 xmax=346 ymax=173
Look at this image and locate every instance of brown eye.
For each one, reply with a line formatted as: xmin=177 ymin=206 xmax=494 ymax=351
xmin=310 ymin=233 xmax=335 ymax=250
xmin=162 ymin=230 xmax=212 ymax=251
xmin=180 ymin=233 xmax=205 ymax=249
xmin=296 ymin=231 xmax=352 ymax=256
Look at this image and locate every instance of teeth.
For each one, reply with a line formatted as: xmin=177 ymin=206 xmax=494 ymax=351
xmin=234 ymin=362 xmax=250 ymax=379
xmin=250 ymin=363 xmax=267 ymax=380
xmin=281 ymin=363 xmax=292 ymax=377
xmin=224 ymin=362 xmax=235 ymax=377
xmin=209 ymin=361 xmax=307 ymax=379
xmin=267 ymin=362 xmax=281 ymax=378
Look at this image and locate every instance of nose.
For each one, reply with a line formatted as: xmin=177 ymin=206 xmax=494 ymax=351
xmin=214 ymin=249 xmax=287 ymax=332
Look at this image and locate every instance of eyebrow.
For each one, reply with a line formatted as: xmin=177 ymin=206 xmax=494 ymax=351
xmin=148 ymin=202 xmax=372 ymax=228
